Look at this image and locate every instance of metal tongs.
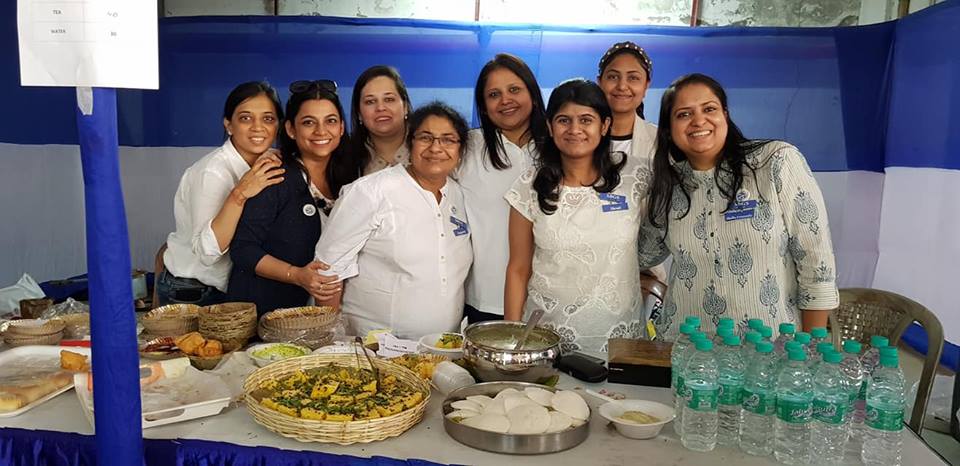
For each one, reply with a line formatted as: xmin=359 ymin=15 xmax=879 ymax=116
xmin=354 ymin=336 xmax=381 ymax=387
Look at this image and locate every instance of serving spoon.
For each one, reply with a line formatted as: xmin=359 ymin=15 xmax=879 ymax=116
xmin=514 ymin=308 xmax=545 ymax=350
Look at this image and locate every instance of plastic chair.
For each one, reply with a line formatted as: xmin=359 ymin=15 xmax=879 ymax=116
xmin=828 ymin=288 xmax=944 ymax=434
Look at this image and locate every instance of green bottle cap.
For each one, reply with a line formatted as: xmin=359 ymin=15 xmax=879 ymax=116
xmin=723 ymin=335 xmax=741 ymax=346
xmin=879 ymin=346 xmax=898 ymax=358
xmin=816 ymin=342 xmax=835 ymax=354
xmin=756 ymin=341 xmax=774 ymax=353
xmin=690 ymin=331 xmax=708 ymax=343
xmin=779 ymin=323 xmax=796 ymax=335
xmin=823 ymin=351 xmax=842 ymax=364
xmin=748 ymin=318 xmax=764 ymax=330
xmin=871 ymin=335 xmax=890 ymax=348
xmin=760 ymin=326 xmax=773 ymax=339
xmin=843 ymin=340 xmax=862 ymax=354
xmin=745 ymin=331 xmax=762 ymax=345
xmin=788 ymin=350 xmax=807 ymax=362
xmin=717 ymin=326 xmax=735 ymax=338
xmin=785 ymin=341 xmax=803 ymax=353
xmin=695 ymin=339 xmax=714 ymax=352
xmin=718 ymin=317 xmax=735 ymax=328
xmin=685 ymin=316 xmax=702 ymax=328
xmin=880 ymin=353 xmax=899 ymax=368
xmin=811 ymin=327 xmax=828 ymax=339
xmin=679 ymin=323 xmax=694 ymax=335
xmin=794 ymin=332 xmax=811 ymax=344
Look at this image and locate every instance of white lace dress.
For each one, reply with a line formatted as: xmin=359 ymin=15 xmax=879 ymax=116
xmin=505 ymin=155 xmax=653 ymax=353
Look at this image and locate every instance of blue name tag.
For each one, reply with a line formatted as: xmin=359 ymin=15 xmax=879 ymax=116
xmin=450 ymin=216 xmax=469 ymax=236
xmin=724 ymin=199 xmax=757 ymax=221
xmin=599 ymin=193 xmax=628 ymax=212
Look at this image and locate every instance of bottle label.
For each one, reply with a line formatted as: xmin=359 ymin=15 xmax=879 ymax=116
xmin=776 ymin=398 xmax=812 ymax=424
xmin=865 ymin=404 xmax=903 ymax=432
xmin=742 ymin=389 xmax=776 ymax=415
xmin=719 ymin=382 xmax=743 ymax=405
xmin=675 ymin=376 xmax=687 ymax=399
xmin=813 ymin=399 xmax=848 ymax=425
xmin=687 ymin=387 xmax=718 ymax=411
xmin=858 ymin=381 xmax=867 ymax=401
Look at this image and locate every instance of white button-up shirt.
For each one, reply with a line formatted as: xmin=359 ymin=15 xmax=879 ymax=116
xmin=454 ymin=129 xmax=536 ymax=316
xmin=314 ymin=165 xmax=473 ymax=339
xmin=164 ymin=139 xmax=250 ymax=291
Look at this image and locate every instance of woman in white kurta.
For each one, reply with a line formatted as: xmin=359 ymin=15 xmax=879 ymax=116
xmin=314 ymin=102 xmax=473 ymax=339
xmin=161 ymin=82 xmax=286 ymax=306
xmin=456 ymin=53 xmax=547 ymax=323
xmin=637 ymin=73 xmax=838 ymax=339
xmin=504 ymin=79 xmax=654 ymax=353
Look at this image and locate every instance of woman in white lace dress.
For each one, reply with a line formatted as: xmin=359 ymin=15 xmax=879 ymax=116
xmin=504 ymin=79 xmax=656 ymax=353
xmin=637 ymin=73 xmax=838 ymax=339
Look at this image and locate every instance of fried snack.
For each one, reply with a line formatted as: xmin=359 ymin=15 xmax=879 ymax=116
xmin=60 ymin=350 xmax=90 ymax=372
xmin=196 ymin=339 xmax=223 ymax=357
xmin=389 ymin=354 xmax=440 ymax=380
xmin=174 ymin=332 xmax=205 ymax=355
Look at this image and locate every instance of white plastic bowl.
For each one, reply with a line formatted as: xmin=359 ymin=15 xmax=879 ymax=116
xmin=245 ymin=343 xmax=311 ymax=367
xmin=418 ymin=332 xmax=464 ymax=359
xmin=598 ymin=399 xmax=676 ymax=439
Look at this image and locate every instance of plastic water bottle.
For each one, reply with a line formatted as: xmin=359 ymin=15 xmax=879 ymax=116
xmin=811 ymin=341 xmax=836 ymax=374
xmin=760 ymin=325 xmax=773 ymax=342
xmin=812 ymin=351 xmax=849 ymax=464
xmin=794 ymin=332 xmax=813 ymax=365
xmin=774 ymin=323 xmax=796 ymax=355
xmin=740 ymin=341 xmax=777 ymax=456
xmin=839 ymin=340 xmax=865 ymax=449
xmin=681 ymin=339 xmax=719 ymax=452
xmin=811 ymin=327 xmax=829 ymax=346
xmin=861 ymin=335 xmax=889 ymax=377
xmin=714 ymin=325 xmax=734 ymax=345
xmin=742 ymin=331 xmax=761 ymax=365
xmin=675 ymin=331 xmax=708 ymax=436
xmin=774 ymin=350 xmax=813 ymax=465
xmin=780 ymin=341 xmax=804 ymax=375
xmin=717 ymin=334 xmax=744 ymax=446
xmin=862 ymin=349 xmax=905 ymax=466
xmin=672 ymin=324 xmax=695 ymax=414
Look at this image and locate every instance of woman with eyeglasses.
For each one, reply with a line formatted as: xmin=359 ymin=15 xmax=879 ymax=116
xmin=226 ymin=80 xmax=351 ymax=315
xmin=455 ymin=53 xmax=548 ymax=324
xmin=504 ymin=79 xmax=655 ymax=353
xmin=159 ymin=81 xmax=285 ymax=307
xmin=314 ymin=102 xmax=472 ymax=339
xmin=350 ymin=65 xmax=414 ymax=175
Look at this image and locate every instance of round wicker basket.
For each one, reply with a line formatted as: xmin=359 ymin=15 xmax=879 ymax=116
xmin=5 ymin=318 xmax=65 ymax=337
xmin=4 ymin=331 xmax=63 ymax=347
xmin=188 ymin=352 xmax=230 ymax=370
xmin=260 ymin=306 xmax=339 ymax=331
xmin=243 ymin=354 xmax=430 ymax=444
xmin=143 ymin=304 xmax=200 ymax=336
xmin=58 ymin=313 xmax=90 ymax=339
xmin=199 ymin=302 xmax=257 ymax=351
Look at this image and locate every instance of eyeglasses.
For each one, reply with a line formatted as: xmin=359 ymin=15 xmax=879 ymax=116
xmin=289 ymin=79 xmax=338 ymax=94
xmin=413 ymin=133 xmax=460 ymax=147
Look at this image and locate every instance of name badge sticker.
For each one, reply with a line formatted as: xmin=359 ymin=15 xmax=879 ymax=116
xmin=599 ymin=192 xmax=629 ymax=213
xmin=725 ymin=193 xmax=757 ymax=221
xmin=449 ymin=216 xmax=469 ymax=236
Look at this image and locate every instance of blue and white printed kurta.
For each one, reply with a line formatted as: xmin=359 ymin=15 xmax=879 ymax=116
xmin=637 ymin=141 xmax=839 ymax=339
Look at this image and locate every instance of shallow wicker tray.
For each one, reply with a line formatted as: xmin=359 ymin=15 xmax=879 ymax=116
xmin=5 ymin=318 xmax=65 ymax=337
xmin=143 ymin=304 xmax=200 ymax=337
xmin=243 ymin=353 xmax=430 ymax=444
xmin=260 ymin=306 xmax=339 ymax=331
xmin=4 ymin=331 xmax=63 ymax=347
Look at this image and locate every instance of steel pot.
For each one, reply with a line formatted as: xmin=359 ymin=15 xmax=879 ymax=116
xmin=461 ymin=321 xmax=561 ymax=383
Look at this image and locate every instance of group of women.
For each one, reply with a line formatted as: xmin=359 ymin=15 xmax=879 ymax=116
xmin=157 ymin=41 xmax=838 ymax=353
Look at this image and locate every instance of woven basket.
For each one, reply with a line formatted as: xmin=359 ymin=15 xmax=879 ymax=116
xmin=143 ymin=304 xmax=200 ymax=337
xmin=188 ymin=352 xmax=230 ymax=370
xmin=5 ymin=318 xmax=65 ymax=337
xmin=199 ymin=302 xmax=257 ymax=351
xmin=58 ymin=313 xmax=90 ymax=339
xmin=257 ymin=324 xmax=335 ymax=350
xmin=243 ymin=354 xmax=430 ymax=444
xmin=4 ymin=331 xmax=63 ymax=347
xmin=260 ymin=306 xmax=339 ymax=331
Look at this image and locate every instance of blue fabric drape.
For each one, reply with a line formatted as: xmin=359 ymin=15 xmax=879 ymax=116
xmin=76 ymin=88 xmax=144 ymax=465
xmin=0 ymin=429 xmax=450 ymax=466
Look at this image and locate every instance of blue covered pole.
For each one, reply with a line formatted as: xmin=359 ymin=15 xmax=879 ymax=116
xmin=76 ymin=87 xmax=144 ymax=465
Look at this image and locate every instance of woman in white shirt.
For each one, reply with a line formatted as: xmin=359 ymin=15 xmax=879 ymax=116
xmin=597 ymin=41 xmax=658 ymax=163
xmin=504 ymin=79 xmax=655 ymax=353
xmin=637 ymin=73 xmax=838 ymax=339
xmin=349 ymin=65 xmax=413 ymax=175
xmin=314 ymin=102 xmax=472 ymax=339
xmin=160 ymin=82 xmax=285 ymax=306
xmin=457 ymin=53 xmax=548 ymax=324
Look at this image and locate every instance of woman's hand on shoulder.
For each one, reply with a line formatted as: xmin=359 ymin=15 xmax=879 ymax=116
xmin=233 ymin=153 xmax=285 ymax=203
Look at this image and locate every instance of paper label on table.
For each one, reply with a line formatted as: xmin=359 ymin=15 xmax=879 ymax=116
xmin=375 ymin=333 xmax=419 ymax=358
xmin=17 ymin=0 xmax=159 ymax=89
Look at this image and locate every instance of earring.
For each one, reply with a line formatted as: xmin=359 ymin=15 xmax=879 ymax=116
xmin=404 ymin=114 xmax=408 ymax=120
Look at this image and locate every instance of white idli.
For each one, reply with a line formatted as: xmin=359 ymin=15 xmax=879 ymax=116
xmin=523 ymin=387 xmax=554 ymax=407
xmin=545 ymin=410 xmax=573 ymax=433
xmin=504 ymin=395 xmax=539 ymax=413
xmin=507 ymin=404 xmax=550 ymax=434
xmin=451 ymin=399 xmax=484 ymax=412
xmin=551 ymin=390 xmax=589 ymax=421
xmin=462 ymin=413 xmax=511 ymax=433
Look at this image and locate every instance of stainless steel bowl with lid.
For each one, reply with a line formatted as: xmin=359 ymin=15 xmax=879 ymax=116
xmin=442 ymin=381 xmax=590 ymax=454
xmin=461 ymin=321 xmax=561 ymax=383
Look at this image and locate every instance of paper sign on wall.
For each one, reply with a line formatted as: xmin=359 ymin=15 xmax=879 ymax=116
xmin=17 ymin=0 xmax=158 ymax=89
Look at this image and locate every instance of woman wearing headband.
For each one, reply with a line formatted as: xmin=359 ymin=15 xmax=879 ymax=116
xmin=227 ymin=80 xmax=350 ymax=315
xmin=597 ymin=41 xmax=657 ymax=163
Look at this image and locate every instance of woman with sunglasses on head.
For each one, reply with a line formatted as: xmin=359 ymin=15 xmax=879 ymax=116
xmin=456 ymin=53 xmax=548 ymax=324
xmin=350 ymin=65 xmax=414 ymax=175
xmin=227 ymin=80 xmax=351 ymax=315
xmin=504 ymin=79 xmax=656 ymax=353
xmin=637 ymin=73 xmax=837 ymax=339
xmin=159 ymin=81 xmax=285 ymax=307
xmin=314 ymin=102 xmax=472 ymax=340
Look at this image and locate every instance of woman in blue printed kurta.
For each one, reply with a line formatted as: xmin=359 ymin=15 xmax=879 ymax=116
xmin=637 ymin=73 xmax=838 ymax=339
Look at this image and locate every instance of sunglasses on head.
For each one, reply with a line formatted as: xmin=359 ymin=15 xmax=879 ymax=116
xmin=289 ymin=79 xmax=338 ymax=94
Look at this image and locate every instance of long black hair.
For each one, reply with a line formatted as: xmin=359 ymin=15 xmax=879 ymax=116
xmin=533 ymin=78 xmax=625 ymax=215
xmin=474 ymin=53 xmax=548 ymax=170
xmin=280 ymin=85 xmax=359 ymax=199
xmin=597 ymin=41 xmax=653 ymax=120
xmin=647 ymin=73 xmax=769 ymax=229
xmin=349 ymin=65 xmax=413 ymax=171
